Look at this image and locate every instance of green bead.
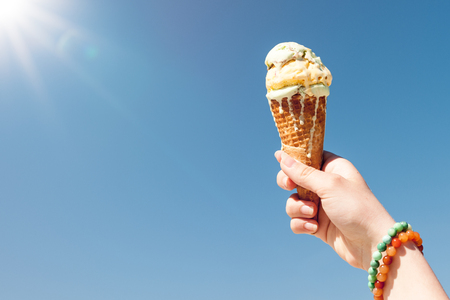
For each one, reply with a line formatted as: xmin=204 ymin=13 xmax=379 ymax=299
xmin=370 ymin=260 xmax=380 ymax=268
xmin=368 ymin=267 xmax=377 ymax=276
xmin=401 ymin=221 xmax=408 ymax=231
xmin=407 ymin=224 xmax=412 ymax=231
xmin=382 ymin=235 xmax=392 ymax=244
xmin=368 ymin=274 xmax=377 ymax=283
xmin=377 ymin=242 xmax=387 ymax=252
xmin=372 ymin=251 xmax=382 ymax=261
xmin=394 ymin=222 xmax=403 ymax=233
xmin=368 ymin=282 xmax=375 ymax=289
xmin=388 ymin=228 xmax=397 ymax=237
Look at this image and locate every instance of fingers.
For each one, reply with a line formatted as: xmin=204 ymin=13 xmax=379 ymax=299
xmin=276 ymin=151 xmax=321 ymax=235
xmin=276 ymin=151 xmax=297 ymax=190
xmin=274 ymin=150 xmax=282 ymax=163
xmin=290 ymin=218 xmax=319 ymax=234
xmin=278 ymin=151 xmax=334 ymax=194
xmin=276 ymin=170 xmax=297 ymax=190
xmin=286 ymin=193 xmax=317 ymax=218
xmin=286 ymin=193 xmax=319 ymax=234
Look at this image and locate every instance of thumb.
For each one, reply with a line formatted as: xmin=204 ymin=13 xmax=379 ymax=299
xmin=279 ymin=151 xmax=333 ymax=195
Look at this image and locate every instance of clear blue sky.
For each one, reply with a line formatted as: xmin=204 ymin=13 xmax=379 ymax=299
xmin=0 ymin=0 xmax=449 ymax=299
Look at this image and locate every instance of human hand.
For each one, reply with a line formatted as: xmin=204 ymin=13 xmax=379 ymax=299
xmin=275 ymin=150 xmax=395 ymax=270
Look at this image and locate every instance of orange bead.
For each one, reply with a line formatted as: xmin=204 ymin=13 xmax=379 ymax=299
xmin=406 ymin=230 xmax=415 ymax=240
xmin=379 ymin=264 xmax=389 ymax=274
xmin=386 ymin=246 xmax=397 ymax=257
xmin=416 ymin=238 xmax=423 ymax=247
xmin=375 ymin=280 xmax=385 ymax=289
xmin=374 ymin=296 xmax=384 ymax=300
xmin=377 ymin=272 xmax=387 ymax=282
xmin=413 ymin=232 xmax=421 ymax=242
xmin=398 ymin=232 xmax=408 ymax=243
xmin=382 ymin=255 xmax=393 ymax=265
xmin=373 ymin=287 xmax=383 ymax=296
xmin=391 ymin=238 xmax=401 ymax=248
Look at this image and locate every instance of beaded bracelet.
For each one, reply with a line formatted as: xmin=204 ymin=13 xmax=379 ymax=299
xmin=367 ymin=222 xmax=424 ymax=300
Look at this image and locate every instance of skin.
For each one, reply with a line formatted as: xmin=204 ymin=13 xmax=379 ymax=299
xmin=275 ymin=150 xmax=449 ymax=299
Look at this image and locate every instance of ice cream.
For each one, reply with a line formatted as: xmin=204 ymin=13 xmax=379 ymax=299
xmin=265 ymin=42 xmax=332 ymax=220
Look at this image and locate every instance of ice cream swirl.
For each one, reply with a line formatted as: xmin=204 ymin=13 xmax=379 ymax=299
xmin=265 ymin=42 xmax=332 ymax=92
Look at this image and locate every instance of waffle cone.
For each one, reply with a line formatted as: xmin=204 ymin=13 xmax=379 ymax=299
xmin=270 ymin=93 xmax=327 ymax=220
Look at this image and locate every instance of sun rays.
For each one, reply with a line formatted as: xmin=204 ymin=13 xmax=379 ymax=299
xmin=0 ymin=0 xmax=130 ymax=120
xmin=0 ymin=0 xmax=100 ymax=98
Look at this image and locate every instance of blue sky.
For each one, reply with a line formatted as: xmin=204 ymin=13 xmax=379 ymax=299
xmin=0 ymin=0 xmax=449 ymax=299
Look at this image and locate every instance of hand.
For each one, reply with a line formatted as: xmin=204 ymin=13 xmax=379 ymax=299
xmin=275 ymin=150 xmax=394 ymax=270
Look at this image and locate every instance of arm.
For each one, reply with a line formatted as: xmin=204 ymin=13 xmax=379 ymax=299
xmin=383 ymin=241 xmax=447 ymax=299
xmin=275 ymin=151 xmax=449 ymax=299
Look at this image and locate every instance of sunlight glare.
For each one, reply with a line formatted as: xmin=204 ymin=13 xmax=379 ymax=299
xmin=0 ymin=0 xmax=71 ymax=99
xmin=0 ymin=0 xmax=104 ymax=104
xmin=0 ymin=0 xmax=30 ymax=25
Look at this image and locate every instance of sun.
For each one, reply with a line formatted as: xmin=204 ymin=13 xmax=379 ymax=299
xmin=0 ymin=0 xmax=102 ymax=101
xmin=0 ymin=0 xmax=59 ymax=94
xmin=0 ymin=0 xmax=79 ymax=95
xmin=0 ymin=0 xmax=30 ymax=25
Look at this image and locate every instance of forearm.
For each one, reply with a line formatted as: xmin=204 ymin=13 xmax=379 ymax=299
xmin=383 ymin=241 xmax=449 ymax=300
xmin=275 ymin=151 xmax=448 ymax=298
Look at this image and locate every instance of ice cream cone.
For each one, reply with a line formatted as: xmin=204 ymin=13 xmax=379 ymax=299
xmin=265 ymin=42 xmax=332 ymax=221
xmin=269 ymin=93 xmax=327 ymax=218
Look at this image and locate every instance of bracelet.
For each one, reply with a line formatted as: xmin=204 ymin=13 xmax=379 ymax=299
xmin=367 ymin=222 xmax=424 ymax=300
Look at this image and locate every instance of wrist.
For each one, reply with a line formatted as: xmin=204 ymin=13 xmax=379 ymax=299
xmin=363 ymin=211 xmax=395 ymax=270
xmin=367 ymin=222 xmax=428 ymax=299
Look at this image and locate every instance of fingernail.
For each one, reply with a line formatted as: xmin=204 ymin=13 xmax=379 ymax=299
xmin=304 ymin=223 xmax=318 ymax=232
xmin=281 ymin=154 xmax=296 ymax=168
xmin=301 ymin=205 xmax=314 ymax=216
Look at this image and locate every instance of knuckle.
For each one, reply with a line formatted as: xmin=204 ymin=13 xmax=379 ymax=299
xmin=327 ymin=173 xmax=344 ymax=189
xmin=285 ymin=197 xmax=295 ymax=216
xmin=276 ymin=179 xmax=283 ymax=189
xmin=290 ymin=219 xmax=303 ymax=234
xmin=298 ymin=166 xmax=316 ymax=182
xmin=276 ymin=171 xmax=286 ymax=188
xmin=286 ymin=206 xmax=297 ymax=218
xmin=285 ymin=205 xmax=293 ymax=216
xmin=317 ymin=173 xmax=344 ymax=196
